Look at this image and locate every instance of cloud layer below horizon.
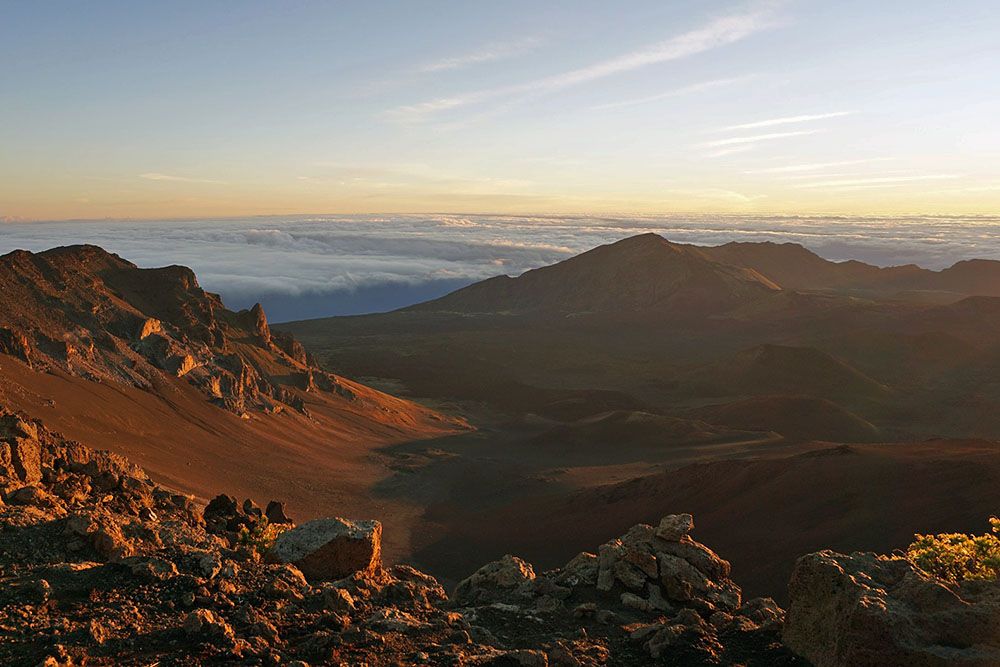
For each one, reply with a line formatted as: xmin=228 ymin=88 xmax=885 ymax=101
xmin=2 ymin=215 xmax=999 ymax=320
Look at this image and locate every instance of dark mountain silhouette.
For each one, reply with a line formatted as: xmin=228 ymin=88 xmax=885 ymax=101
xmin=410 ymin=233 xmax=780 ymax=315
xmin=703 ymin=240 xmax=1000 ymax=296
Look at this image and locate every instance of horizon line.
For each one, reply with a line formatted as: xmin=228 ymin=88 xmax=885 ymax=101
xmin=6 ymin=209 xmax=1000 ymax=225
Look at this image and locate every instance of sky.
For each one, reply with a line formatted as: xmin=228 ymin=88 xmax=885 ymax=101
xmin=3 ymin=1 xmax=1000 ymax=220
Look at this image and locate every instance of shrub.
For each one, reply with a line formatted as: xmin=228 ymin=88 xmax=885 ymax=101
xmin=236 ymin=519 xmax=288 ymax=556
xmin=906 ymin=517 xmax=1000 ymax=582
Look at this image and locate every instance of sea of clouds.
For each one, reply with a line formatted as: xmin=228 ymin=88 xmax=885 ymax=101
xmin=2 ymin=214 xmax=999 ymax=321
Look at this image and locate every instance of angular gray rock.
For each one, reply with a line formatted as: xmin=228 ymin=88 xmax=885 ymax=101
xmin=268 ymin=517 xmax=381 ymax=582
xmin=655 ymin=513 xmax=694 ymax=542
xmin=453 ymin=554 xmax=536 ymax=606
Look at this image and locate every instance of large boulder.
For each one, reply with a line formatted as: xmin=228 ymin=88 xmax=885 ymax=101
xmin=784 ymin=550 xmax=1000 ymax=666
xmin=268 ymin=517 xmax=381 ymax=582
xmin=453 ymin=554 xmax=536 ymax=606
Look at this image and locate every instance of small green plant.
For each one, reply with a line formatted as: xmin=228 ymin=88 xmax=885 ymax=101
xmin=905 ymin=517 xmax=1000 ymax=582
xmin=236 ymin=519 xmax=288 ymax=556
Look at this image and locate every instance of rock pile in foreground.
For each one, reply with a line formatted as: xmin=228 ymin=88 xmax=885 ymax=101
xmin=0 ymin=406 xmax=803 ymax=665
xmin=9 ymin=400 xmax=997 ymax=666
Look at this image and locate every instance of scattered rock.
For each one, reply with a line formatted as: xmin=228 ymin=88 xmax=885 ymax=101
xmin=0 ymin=409 xmax=802 ymax=666
xmin=265 ymin=500 xmax=293 ymax=524
xmin=184 ymin=608 xmax=235 ymax=642
xmin=87 ymin=618 xmax=108 ymax=645
xmin=322 ymin=585 xmax=357 ymax=612
xmin=198 ymin=553 xmax=222 ymax=579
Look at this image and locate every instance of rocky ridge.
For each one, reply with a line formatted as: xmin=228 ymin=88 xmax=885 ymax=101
xmin=0 ymin=406 xmax=800 ymax=666
xmin=0 ymin=245 xmax=363 ymax=415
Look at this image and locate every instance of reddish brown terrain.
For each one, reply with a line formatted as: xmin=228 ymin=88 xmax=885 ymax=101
xmin=3 ymin=236 xmax=1000 ymax=664
xmin=2 ymin=236 xmax=1000 ymax=636
xmin=283 ymin=233 xmax=1000 ymax=597
xmin=0 ymin=245 xmax=466 ymax=563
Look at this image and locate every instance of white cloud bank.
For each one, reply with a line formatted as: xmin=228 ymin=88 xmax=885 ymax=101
xmin=2 ymin=214 xmax=999 ymax=318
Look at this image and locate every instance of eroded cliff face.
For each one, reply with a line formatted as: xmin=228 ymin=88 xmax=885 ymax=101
xmin=0 ymin=407 xmax=802 ymax=666
xmin=0 ymin=245 xmax=365 ymax=415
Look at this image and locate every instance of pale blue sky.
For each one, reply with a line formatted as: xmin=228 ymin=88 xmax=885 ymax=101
xmin=3 ymin=1 xmax=999 ymax=219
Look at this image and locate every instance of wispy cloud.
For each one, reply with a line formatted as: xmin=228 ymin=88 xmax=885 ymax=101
xmin=390 ymin=5 xmax=783 ymax=121
xmin=717 ymin=110 xmax=856 ymax=131
xmin=778 ymin=170 xmax=908 ymax=180
xmin=932 ymin=183 xmax=1000 ymax=194
xmin=667 ymin=187 xmax=767 ymax=203
xmin=592 ymin=75 xmax=757 ymax=111
xmin=795 ymin=174 xmax=963 ymax=189
xmin=702 ymin=129 xmax=823 ymax=148
xmin=418 ymin=37 xmax=542 ymax=73
xmin=139 ymin=173 xmax=227 ymax=184
xmin=704 ymin=144 xmax=759 ymax=158
xmin=745 ymin=158 xmax=896 ymax=174
xmin=295 ymin=163 xmax=533 ymax=193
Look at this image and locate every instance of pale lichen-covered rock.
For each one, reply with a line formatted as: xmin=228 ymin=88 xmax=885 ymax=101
xmin=655 ymin=536 xmax=731 ymax=581
xmin=554 ymin=551 xmax=598 ymax=588
xmin=785 ymin=550 xmax=1000 ymax=667
xmin=268 ymin=517 xmax=381 ymax=582
xmin=453 ymin=554 xmax=536 ymax=606
xmin=655 ymin=513 xmax=694 ymax=542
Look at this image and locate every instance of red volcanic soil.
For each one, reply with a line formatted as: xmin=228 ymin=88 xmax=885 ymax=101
xmin=690 ymin=395 xmax=882 ymax=443
xmin=527 ymin=410 xmax=772 ymax=463
xmin=679 ymin=344 xmax=890 ymax=403
xmin=0 ymin=245 xmax=466 ymax=562
xmin=411 ymin=439 xmax=1000 ymax=601
xmin=0 ymin=355 xmax=460 ymax=563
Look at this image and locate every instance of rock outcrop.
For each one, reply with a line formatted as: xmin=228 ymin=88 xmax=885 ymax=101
xmin=785 ymin=549 xmax=1000 ymax=666
xmin=453 ymin=554 xmax=536 ymax=606
xmin=452 ymin=514 xmax=800 ymax=664
xmin=0 ymin=245 xmax=369 ymax=415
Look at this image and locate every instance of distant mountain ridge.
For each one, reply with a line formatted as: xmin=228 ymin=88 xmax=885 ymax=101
xmin=699 ymin=239 xmax=1000 ymax=295
xmin=409 ymin=233 xmax=780 ymax=315
xmin=410 ymin=233 xmax=1000 ymax=316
